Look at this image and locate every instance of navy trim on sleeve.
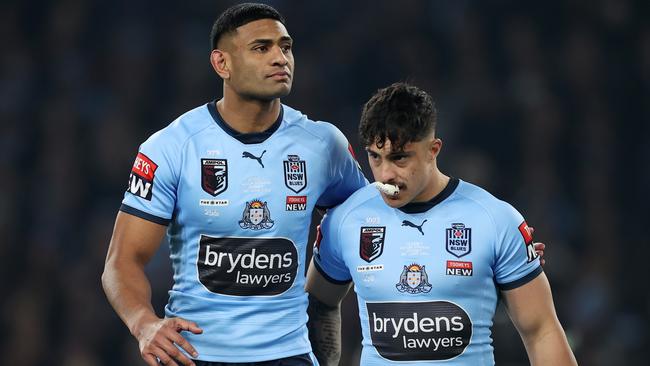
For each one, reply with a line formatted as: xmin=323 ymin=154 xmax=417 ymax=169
xmin=120 ymin=204 xmax=170 ymax=226
xmin=498 ymin=265 xmax=543 ymax=291
xmin=313 ymin=258 xmax=352 ymax=285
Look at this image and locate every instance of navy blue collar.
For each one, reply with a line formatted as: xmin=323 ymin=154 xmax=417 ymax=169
xmin=207 ymin=100 xmax=283 ymax=144
xmin=398 ymin=177 xmax=459 ymax=214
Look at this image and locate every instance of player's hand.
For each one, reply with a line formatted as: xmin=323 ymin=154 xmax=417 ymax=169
xmin=135 ymin=316 xmax=203 ymax=366
xmin=528 ymin=226 xmax=546 ymax=266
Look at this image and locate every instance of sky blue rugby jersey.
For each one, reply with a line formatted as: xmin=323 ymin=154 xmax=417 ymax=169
xmin=120 ymin=101 xmax=367 ymax=362
xmin=313 ymin=178 xmax=542 ymax=365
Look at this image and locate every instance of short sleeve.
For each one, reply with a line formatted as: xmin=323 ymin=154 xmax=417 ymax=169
xmin=312 ymin=207 xmax=352 ymax=283
xmin=120 ymin=130 xmax=180 ymax=225
xmin=316 ymin=124 xmax=368 ymax=209
xmin=493 ymin=202 xmax=542 ymax=290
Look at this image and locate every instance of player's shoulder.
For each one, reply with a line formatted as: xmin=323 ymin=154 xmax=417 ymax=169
xmin=281 ymin=104 xmax=348 ymax=145
xmin=454 ymin=180 xmax=523 ymax=224
xmin=326 ymin=184 xmax=379 ymax=220
xmin=142 ymin=103 xmax=213 ymax=149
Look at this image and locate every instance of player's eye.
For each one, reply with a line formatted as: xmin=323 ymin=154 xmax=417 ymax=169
xmin=281 ymin=44 xmax=292 ymax=53
xmin=253 ymin=45 xmax=268 ymax=52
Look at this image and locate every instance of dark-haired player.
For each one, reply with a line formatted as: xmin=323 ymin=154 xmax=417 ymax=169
xmin=306 ymin=83 xmax=575 ymax=365
xmin=101 ymin=3 xmax=367 ymax=365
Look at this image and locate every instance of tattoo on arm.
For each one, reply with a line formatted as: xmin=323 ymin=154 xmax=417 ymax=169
xmin=307 ymin=294 xmax=342 ymax=366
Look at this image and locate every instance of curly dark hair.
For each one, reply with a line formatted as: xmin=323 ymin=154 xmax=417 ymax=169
xmin=359 ymin=82 xmax=437 ymax=151
xmin=210 ymin=3 xmax=286 ymax=50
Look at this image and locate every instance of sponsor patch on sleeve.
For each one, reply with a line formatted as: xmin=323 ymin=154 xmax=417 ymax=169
xmin=518 ymin=221 xmax=538 ymax=263
xmin=126 ymin=152 xmax=158 ymax=200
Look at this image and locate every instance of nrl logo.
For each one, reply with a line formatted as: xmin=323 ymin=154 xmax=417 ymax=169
xmin=239 ymin=200 xmax=274 ymax=230
xmin=396 ymin=263 xmax=432 ymax=294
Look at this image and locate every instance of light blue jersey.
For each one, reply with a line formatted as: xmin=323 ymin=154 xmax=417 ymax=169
xmin=121 ymin=102 xmax=367 ymax=362
xmin=314 ymin=178 xmax=542 ymax=365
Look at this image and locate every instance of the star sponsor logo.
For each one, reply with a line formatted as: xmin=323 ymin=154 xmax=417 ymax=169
xmin=199 ymin=199 xmax=229 ymax=206
xmin=357 ymin=264 xmax=385 ymax=272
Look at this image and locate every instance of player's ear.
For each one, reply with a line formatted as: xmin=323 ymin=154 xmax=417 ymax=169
xmin=430 ymin=137 xmax=442 ymax=159
xmin=210 ymin=49 xmax=230 ymax=80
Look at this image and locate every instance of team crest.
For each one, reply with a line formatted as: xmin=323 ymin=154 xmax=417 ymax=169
xmin=201 ymin=159 xmax=228 ymax=196
xmin=360 ymin=227 xmax=385 ymax=263
xmin=396 ymin=263 xmax=432 ymax=294
xmin=283 ymin=155 xmax=307 ymax=193
xmin=239 ymin=199 xmax=274 ymax=230
xmin=446 ymin=223 xmax=472 ymax=258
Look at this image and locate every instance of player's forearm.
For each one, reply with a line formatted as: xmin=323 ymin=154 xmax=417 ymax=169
xmin=524 ymin=322 xmax=577 ymax=366
xmin=101 ymin=261 xmax=158 ymax=336
xmin=307 ymin=294 xmax=342 ymax=366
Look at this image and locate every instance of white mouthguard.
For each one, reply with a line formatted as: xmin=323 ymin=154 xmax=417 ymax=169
xmin=373 ymin=182 xmax=400 ymax=196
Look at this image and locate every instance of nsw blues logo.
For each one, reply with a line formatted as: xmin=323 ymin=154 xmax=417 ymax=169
xmin=283 ymin=155 xmax=307 ymax=193
xmin=360 ymin=227 xmax=385 ymax=263
xmin=396 ymin=263 xmax=432 ymax=294
xmin=201 ymin=159 xmax=228 ymax=196
xmin=239 ymin=200 xmax=274 ymax=230
xmin=446 ymin=223 xmax=471 ymax=258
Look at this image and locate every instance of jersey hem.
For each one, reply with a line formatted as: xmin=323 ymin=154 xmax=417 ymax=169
xmin=313 ymin=259 xmax=352 ymax=285
xmin=119 ymin=203 xmax=170 ymax=225
xmin=498 ymin=265 xmax=543 ymax=290
xmin=193 ymin=346 xmax=312 ymax=363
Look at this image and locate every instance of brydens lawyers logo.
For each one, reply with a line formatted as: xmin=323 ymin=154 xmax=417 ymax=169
xmin=446 ymin=223 xmax=471 ymax=258
xmin=396 ymin=263 xmax=432 ymax=294
xmin=360 ymin=227 xmax=385 ymax=263
xmin=127 ymin=152 xmax=158 ymax=200
xmin=518 ymin=221 xmax=539 ymax=263
xmin=201 ymin=159 xmax=228 ymax=196
xmin=284 ymin=155 xmax=307 ymax=193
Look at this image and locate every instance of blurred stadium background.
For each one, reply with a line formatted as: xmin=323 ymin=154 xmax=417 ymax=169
xmin=1 ymin=0 xmax=648 ymax=365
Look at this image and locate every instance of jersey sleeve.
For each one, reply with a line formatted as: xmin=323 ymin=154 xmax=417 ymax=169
xmin=312 ymin=207 xmax=352 ymax=283
xmin=493 ymin=202 xmax=542 ymax=290
xmin=120 ymin=129 xmax=181 ymax=225
xmin=316 ymin=123 xmax=368 ymax=209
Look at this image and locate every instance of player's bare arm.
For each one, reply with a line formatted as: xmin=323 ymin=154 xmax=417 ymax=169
xmin=305 ymin=259 xmax=351 ymax=366
xmin=502 ymin=272 xmax=578 ymax=366
xmin=102 ymin=212 xmax=202 ymax=366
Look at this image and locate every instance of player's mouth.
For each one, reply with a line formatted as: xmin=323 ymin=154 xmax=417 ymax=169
xmin=267 ymin=71 xmax=291 ymax=81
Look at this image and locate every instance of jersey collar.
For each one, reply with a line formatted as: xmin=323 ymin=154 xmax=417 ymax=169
xmin=207 ymin=100 xmax=283 ymax=144
xmin=398 ymin=177 xmax=460 ymax=214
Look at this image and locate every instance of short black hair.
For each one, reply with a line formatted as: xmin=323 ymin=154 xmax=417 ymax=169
xmin=210 ymin=3 xmax=286 ymax=50
xmin=359 ymin=82 xmax=437 ymax=151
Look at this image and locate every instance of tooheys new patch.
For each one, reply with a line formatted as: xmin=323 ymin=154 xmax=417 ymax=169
xmin=127 ymin=152 xmax=158 ymax=200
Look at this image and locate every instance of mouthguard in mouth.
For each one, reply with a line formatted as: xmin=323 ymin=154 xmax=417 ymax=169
xmin=372 ymin=181 xmax=400 ymax=196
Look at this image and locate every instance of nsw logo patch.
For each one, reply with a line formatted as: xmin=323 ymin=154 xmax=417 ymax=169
xmin=127 ymin=152 xmax=158 ymax=200
xmin=396 ymin=263 xmax=432 ymax=294
xmin=201 ymin=159 xmax=228 ymax=196
xmin=359 ymin=227 xmax=385 ymax=263
xmin=239 ymin=200 xmax=274 ymax=230
xmin=446 ymin=223 xmax=471 ymax=258
xmin=283 ymin=155 xmax=307 ymax=193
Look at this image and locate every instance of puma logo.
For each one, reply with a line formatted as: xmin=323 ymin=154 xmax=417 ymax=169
xmin=402 ymin=219 xmax=427 ymax=235
xmin=242 ymin=150 xmax=266 ymax=168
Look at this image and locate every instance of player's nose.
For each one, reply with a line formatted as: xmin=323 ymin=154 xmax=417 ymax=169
xmin=378 ymin=162 xmax=397 ymax=183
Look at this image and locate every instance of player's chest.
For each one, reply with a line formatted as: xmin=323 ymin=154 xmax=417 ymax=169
xmin=176 ymin=141 xmax=328 ymax=228
xmin=343 ymin=216 xmax=495 ymax=300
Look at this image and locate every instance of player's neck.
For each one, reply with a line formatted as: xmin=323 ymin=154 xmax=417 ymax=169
xmin=217 ymin=94 xmax=281 ymax=134
xmin=414 ymin=170 xmax=450 ymax=203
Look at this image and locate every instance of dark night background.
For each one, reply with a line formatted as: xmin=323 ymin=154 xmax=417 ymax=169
xmin=1 ymin=0 xmax=648 ymax=365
